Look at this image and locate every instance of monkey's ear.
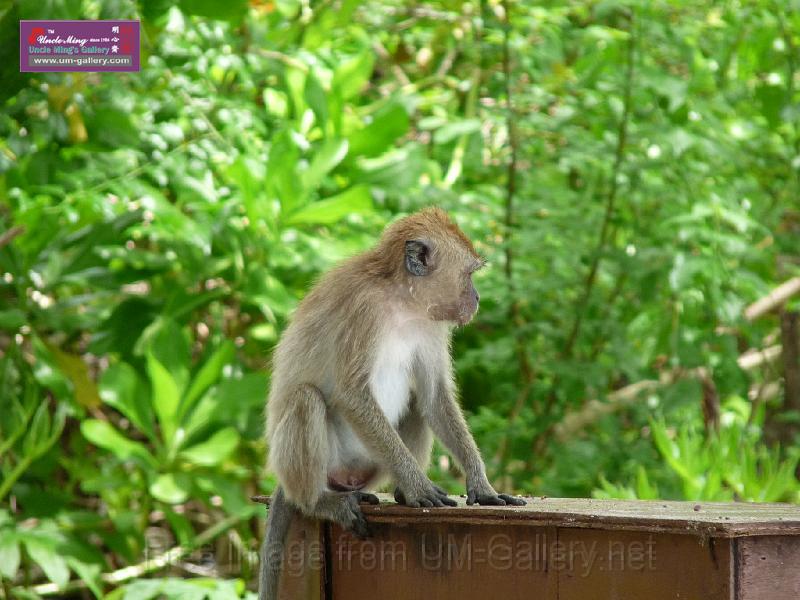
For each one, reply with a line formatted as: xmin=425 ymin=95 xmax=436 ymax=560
xmin=405 ymin=240 xmax=433 ymax=276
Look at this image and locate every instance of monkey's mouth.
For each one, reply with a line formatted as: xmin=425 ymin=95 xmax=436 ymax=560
xmin=457 ymin=309 xmax=478 ymax=326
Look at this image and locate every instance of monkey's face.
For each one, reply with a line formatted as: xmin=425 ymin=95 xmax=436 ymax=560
xmin=404 ymin=239 xmax=484 ymax=325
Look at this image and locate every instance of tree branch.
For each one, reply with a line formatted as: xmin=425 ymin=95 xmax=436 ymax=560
xmin=494 ymin=0 xmax=535 ymax=469
xmin=563 ymin=12 xmax=636 ymax=359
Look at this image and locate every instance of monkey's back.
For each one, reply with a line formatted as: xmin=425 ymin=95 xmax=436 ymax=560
xmin=265 ymin=254 xmax=384 ymax=444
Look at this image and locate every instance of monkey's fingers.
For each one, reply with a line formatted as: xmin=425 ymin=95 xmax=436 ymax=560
xmin=438 ymin=494 xmax=457 ymax=506
xmin=469 ymin=493 xmax=507 ymax=506
xmin=498 ymin=494 xmax=526 ymax=506
xmin=345 ymin=495 xmax=372 ymax=538
xmin=422 ymin=490 xmax=455 ymax=507
xmin=355 ymin=492 xmax=380 ymax=505
xmin=349 ymin=516 xmax=371 ymax=539
xmin=393 ymin=487 xmax=406 ymax=505
xmin=430 ymin=484 xmax=457 ymax=506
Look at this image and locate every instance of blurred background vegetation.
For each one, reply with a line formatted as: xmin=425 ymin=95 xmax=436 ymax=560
xmin=2 ymin=0 xmax=800 ymax=596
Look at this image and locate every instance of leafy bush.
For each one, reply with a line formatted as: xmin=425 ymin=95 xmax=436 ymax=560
xmin=1 ymin=0 xmax=799 ymax=595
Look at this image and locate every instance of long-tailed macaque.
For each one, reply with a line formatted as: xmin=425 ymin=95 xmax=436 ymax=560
xmin=260 ymin=207 xmax=525 ymax=599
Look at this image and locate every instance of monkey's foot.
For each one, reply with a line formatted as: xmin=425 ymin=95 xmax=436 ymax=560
xmin=340 ymin=493 xmax=371 ymax=538
xmin=354 ymin=491 xmax=379 ymax=505
xmin=393 ymin=484 xmax=457 ymax=508
xmin=466 ymin=491 xmax=527 ymax=506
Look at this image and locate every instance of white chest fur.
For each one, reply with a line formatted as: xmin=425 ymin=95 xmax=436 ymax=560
xmin=369 ymin=316 xmax=445 ymax=426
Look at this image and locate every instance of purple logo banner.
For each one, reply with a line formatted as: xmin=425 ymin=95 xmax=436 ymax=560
xmin=20 ymin=20 xmax=140 ymax=72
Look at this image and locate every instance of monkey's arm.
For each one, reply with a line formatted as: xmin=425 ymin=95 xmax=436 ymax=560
xmin=426 ymin=380 xmax=526 ymax=506
xmin=334 ymin=390 xmax=456 ymax=508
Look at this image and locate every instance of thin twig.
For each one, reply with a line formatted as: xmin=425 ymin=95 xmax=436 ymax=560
xmin=563 ymin=11 xmax=636 ymax=359
xmin=442 ymin=4 xmax=482 ymax=189
xmin=494 ymin=0 xmax=535 ymax=468
xmin=64 ymin=132 xmax=215 ymax=201
xmin=530 ymin=11 xmax=637 ymax=466
xmin=0 ymin=226 xmax=24 ymax=249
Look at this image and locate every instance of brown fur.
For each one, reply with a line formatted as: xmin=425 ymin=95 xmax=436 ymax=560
xmin=260 ymin=207 xmax=524 ymax=600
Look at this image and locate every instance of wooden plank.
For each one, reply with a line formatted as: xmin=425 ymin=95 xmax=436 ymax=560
xmin=355 ymin=495 xmax=800 ymax=538
xmin=327 ymin=524 xmax=735 ymax=600
xmin=254 ymin=496 xmax=800 ymax=599
xmin=328 ymin=521 xmax=557 ymax=600
xmin=556 ymin=529 xmax=733 ymax=600
xmin=276 ymin=514 xmax=324 ymax=600
xmin=737 ymin=536 xmax=800 ymax=599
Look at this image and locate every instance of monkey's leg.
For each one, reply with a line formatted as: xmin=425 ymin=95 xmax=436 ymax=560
xmin=269 ymin=384 xmax=330 ymax=513
xmin=394 ymin=398 xmax=446 ymax=506
xmin=425 ymin=380 xmax=526 ymax=506
xmin=263 ymin=385 xmax=376 ymax=600
xmin=271 ymin=384 xmax=378 ymax=522
xmin=398 ymin=394 xmax=434 ymax=470
xmin=335 ymin=388 xmax=455 ymax=508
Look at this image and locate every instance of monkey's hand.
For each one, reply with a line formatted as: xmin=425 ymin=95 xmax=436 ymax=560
xmin=340 ymin=492 xmax=372 ymax=538
xmin=393 ymin=480 xmax=457 ymax=508
xmin=466 ymin=479 xmax=526 ymax=506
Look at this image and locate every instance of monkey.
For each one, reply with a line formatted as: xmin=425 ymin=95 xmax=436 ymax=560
xmin=259 ymin=207 xmax=525 ymax=599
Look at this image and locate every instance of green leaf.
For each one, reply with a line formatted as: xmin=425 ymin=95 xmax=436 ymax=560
xmin=225 ymin=155 xmax=267 ymax=225
xmin=99 ymin=363 xmax=156 ymax=441
xmin=304 ymin=71 xmax=329 ymax=129
xmin=150 ymin=473 xmax=190 ymax=504
xmin=263 ymin=88 xmax=289 ymax=118
xmin=302 ymin=138 xmax=349 ymax=190
xmin=433 ymin=119 xmax=482 ymax=145
xmin=138 ymin=318 xmax=190 ymax=393
xmin=65 ymin=558 xmax=103 ymax=599
xmin=0 ymin=309 xmax=26 ymax=330
xmin=348 ymin=100 xmax=409 ymax=157
xmin=24 ymin=537 xmax=70 ymax=589
xmin=178 ymin=0 xmax=247 ymax=21
xmin=23 ymin=401 xmax=51 ymax=455
xmin=179 ymin=341 xmax=236 ymax=423
xmin=268 ymin=129 xmax=304 ymax=214
xmin=0 ymin=535 xmax=20 ymax=579
xmin=334 ymin=49 xmax=374 ymax=100
xmin=286 ymin=184 xmax=373 ymax=225
xmin=47 ymin=344 xmax=101 ymax=409
xmin=196 ymin=474 xmax=252 ymax=516
xmin=180 ymin=427 xmax=240 ymax=467
xmin=243 ymin=266 xmax=297 ymax=321
xmin=285 ymin=66 xmax=306 ymax=120
xmin=147 ymin=352 xmax=181 ymax=444
xmin=163 ymin=508 xmax=195 ymax=547
xmin=81 ymin=420 xmax=157 ymax=468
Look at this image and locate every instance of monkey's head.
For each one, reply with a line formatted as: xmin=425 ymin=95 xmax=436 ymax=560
xmin=374 ymin=207 xmax=485 ymax=326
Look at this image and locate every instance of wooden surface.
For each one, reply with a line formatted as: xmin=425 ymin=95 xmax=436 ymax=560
xmin=737 ymin=536 xmax=800 ymax=599
xmin=328 ymin=522 xmax=735 ymax=600
xmin=254 ymin=494 xmax=800 ymax=599
xmin=254 ymin=493 xmax=800 ymax=537
xmin=274 ymin=513 xmax=323 ymax=600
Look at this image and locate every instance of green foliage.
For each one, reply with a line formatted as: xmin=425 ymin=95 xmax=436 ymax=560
xmin=1 ymin=0 xmax=799 ymax=595
xmin=107 ymin=577 xmax=256 ymax=600
xmin=595 ymin=400 xmax=800 ymax=502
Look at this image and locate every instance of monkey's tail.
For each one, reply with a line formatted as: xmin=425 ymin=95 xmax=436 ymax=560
xmin=259 ymin=486 xmax=296 ymax=600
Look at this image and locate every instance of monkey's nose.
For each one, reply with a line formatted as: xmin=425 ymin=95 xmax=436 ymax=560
xmin=475 ymin=291 xmax=480 ymax=302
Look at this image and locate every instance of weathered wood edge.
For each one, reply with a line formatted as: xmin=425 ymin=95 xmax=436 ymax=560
xmin=251 ymin=494 xmax=800 ymax=538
